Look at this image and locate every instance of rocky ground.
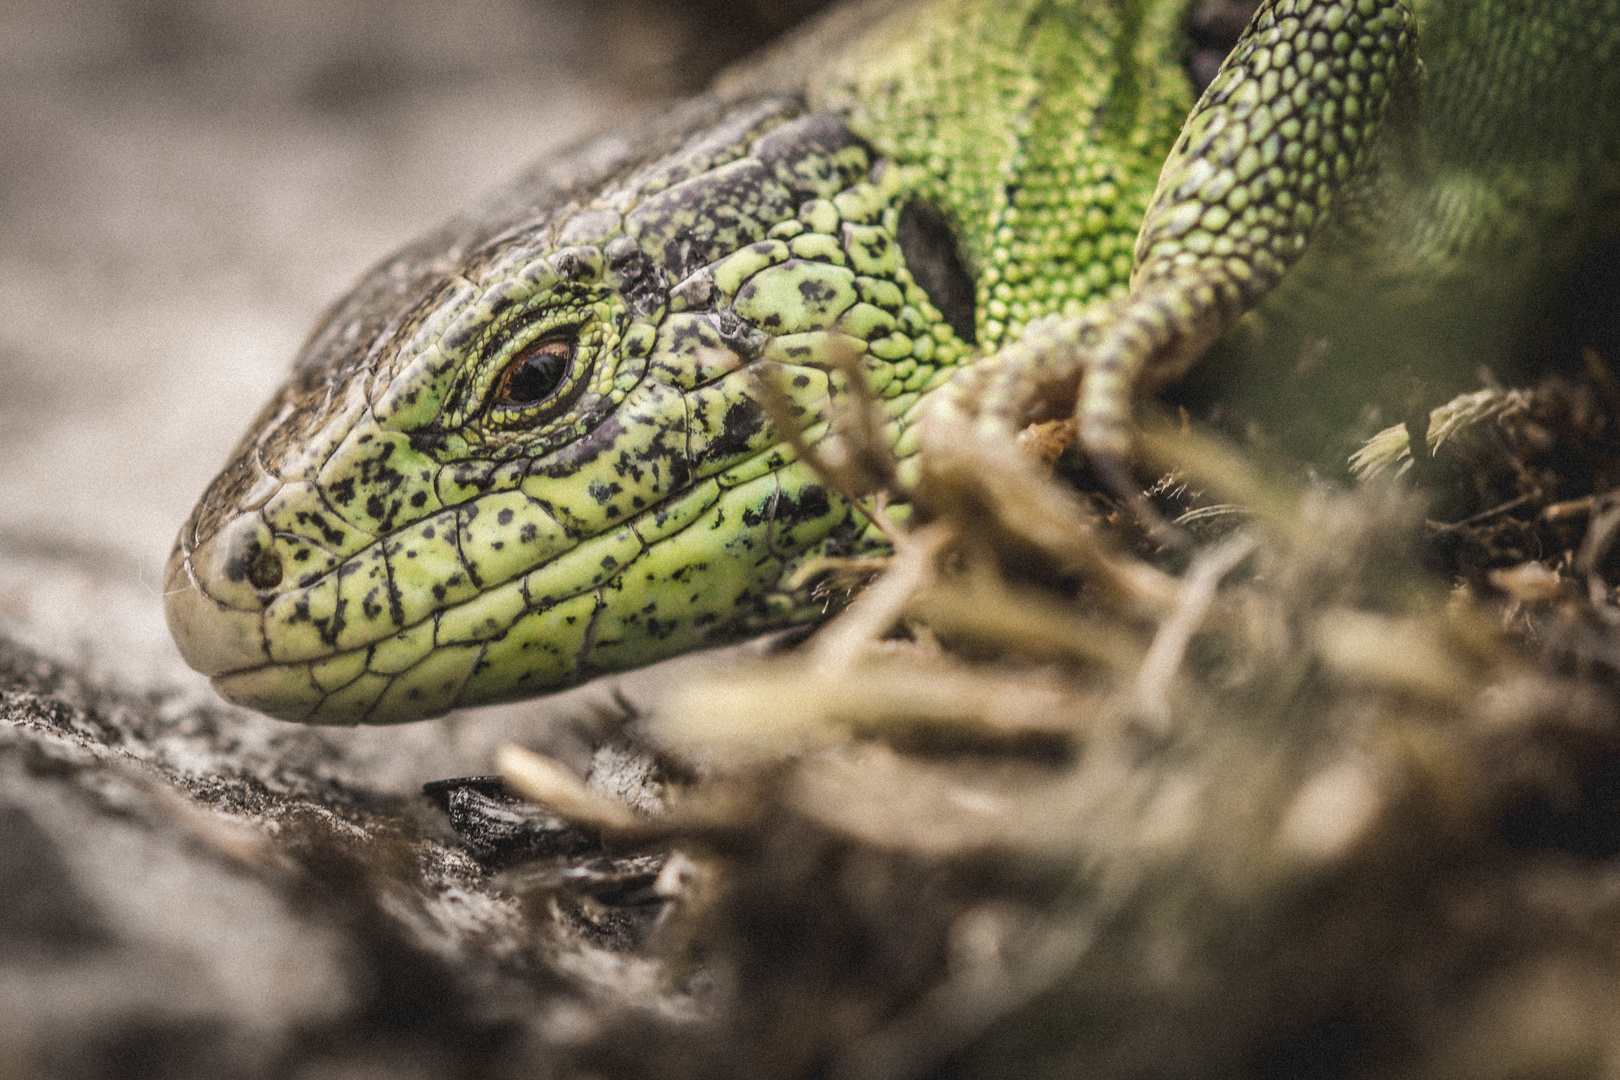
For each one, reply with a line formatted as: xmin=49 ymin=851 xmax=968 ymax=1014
xmin=0 ymin=2 xmax=820 ymax=1075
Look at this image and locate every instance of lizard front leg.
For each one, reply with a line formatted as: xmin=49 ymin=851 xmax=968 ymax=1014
xmin=923 ymin=0 xmax=1419 ymax=531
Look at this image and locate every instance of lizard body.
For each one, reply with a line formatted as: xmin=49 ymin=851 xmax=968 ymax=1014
xmin=166 ymin=0 xmax=1615 ymax=724
xmin=1212 ymin=0 xmax=1620 ymax=458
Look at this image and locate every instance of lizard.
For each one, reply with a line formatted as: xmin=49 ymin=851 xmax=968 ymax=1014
xmin=164 ymin=0 xmax=1619 ymax=725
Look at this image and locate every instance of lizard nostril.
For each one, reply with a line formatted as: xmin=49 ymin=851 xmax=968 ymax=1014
xmin=247 ymin=546 xmax=283 ymax=591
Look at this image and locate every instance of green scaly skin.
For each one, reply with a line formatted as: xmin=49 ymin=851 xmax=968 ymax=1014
xmin=166 ymin=0 xmax=1616 ymax=724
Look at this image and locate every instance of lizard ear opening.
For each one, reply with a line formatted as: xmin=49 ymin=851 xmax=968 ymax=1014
xmin=896 ymin=201 xmax=977 ymax=346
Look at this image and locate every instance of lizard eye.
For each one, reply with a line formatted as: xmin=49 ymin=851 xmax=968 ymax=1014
xmin=494 ymin=336 xmax=574 ymax=407
xmin=478 ymin=319 xmax=601 ymax=432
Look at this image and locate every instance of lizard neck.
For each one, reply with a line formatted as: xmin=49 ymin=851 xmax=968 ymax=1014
xmin=808 ymin=0 xmax=1197 ymax=351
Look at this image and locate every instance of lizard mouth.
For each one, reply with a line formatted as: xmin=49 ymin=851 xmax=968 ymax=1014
xmin=162 ymin=503 xmax=607 ymax=725
xmin=162 ymin=448 xmax=850 ymax=725
xmin=164 ymin=523 xmax=603 ymax=725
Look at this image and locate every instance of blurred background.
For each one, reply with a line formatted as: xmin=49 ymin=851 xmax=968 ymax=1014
xmin=0 ymin=0 xmax=833 ymax=772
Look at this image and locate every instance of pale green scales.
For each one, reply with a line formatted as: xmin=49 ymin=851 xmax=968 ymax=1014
xmin=165 ymin=0 xmax=1620 ymax=723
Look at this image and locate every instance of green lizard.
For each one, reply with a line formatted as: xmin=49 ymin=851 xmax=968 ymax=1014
xmin=165 ymin=0 xmax=1619 ymax=724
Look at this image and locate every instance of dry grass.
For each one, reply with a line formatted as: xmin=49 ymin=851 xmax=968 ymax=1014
xmin=495 ymin=354 xmax=1620 ymax=1078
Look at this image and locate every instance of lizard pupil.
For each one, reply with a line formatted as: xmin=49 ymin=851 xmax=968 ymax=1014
xmin=496 ymin=338 xmax=573 ymax=406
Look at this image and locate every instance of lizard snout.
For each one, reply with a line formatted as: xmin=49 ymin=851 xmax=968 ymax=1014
xmin=163 ymin=518 xmax=276 ymax=679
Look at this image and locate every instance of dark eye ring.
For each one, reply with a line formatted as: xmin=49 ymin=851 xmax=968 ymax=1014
xmin=494 ymin=335 xmax=575 ymax=408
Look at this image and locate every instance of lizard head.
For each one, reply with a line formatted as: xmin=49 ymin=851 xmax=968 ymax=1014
xmin=164 ymin=103 xmax=969 ymax=723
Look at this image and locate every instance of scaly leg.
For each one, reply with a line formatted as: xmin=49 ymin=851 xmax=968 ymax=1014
xmin=923 ymin=0 xmax=1419 ymax=533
